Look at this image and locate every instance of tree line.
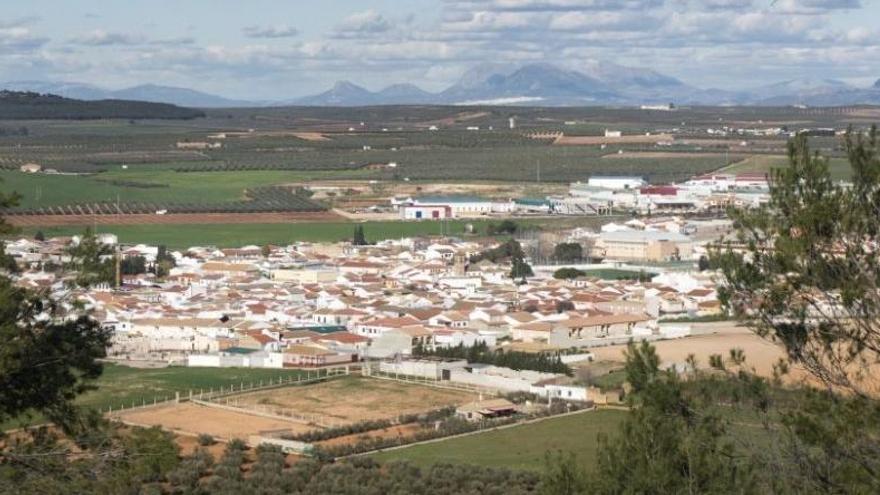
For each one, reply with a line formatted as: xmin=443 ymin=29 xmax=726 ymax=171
xmin=415 ymin=341 xmax=572 ymax=376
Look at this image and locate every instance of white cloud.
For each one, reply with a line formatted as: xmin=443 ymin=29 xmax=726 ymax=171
xmin=0 ymin=26 xmax=48 ymax=52
xmin=72 ymin=29 xmax=144 ymax=46
xmin=243 ymin=25 xmax=299 ymax=39
xmin=336 ymin=10 xmax=394 ymax=34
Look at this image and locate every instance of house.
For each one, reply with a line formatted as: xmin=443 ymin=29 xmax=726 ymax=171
xmin=511 ymin=321 xmax=555 ymax=343
xmin=201 ymin=262 xmax=260 ymax=276
xmin=367 ymin=325 xmax=434 ymax=358
xmin=354 ymin=316 xmax=420 ymax=338
xmin=314 ymin=331 xmax=371 ymax=355
xmin=272 ymin=268 xmax=338 ymax=284
xmin=455 ymin=398 xmax=519 ymax=421
xmin=429 ymin=311 xmax=469 ymax=328
xmin=548 ymin=313 xmax=654 ymax=347
xmin=282 ymin=344 xmax=351 ymax=367
xmin=312 ymin=308 xmax=367 ymax=327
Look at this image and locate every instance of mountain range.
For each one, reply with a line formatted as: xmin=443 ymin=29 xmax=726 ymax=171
xmin=293 ymin=64 xmax=880 ymax=107
xmin=4 ymin=63 xmax=880 ymax=108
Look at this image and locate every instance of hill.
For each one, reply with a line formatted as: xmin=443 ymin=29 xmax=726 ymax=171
xmin=0 ymin=91 xmax=205 ymax=120
xmin=0 ymin=81 xmax=252 ymax=108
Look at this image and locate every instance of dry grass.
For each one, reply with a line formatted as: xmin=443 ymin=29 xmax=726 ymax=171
xmin=232 ymin=376 xmax=477 ymax=424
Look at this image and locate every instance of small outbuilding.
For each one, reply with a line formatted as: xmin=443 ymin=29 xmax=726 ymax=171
xmin=455 ymin=398 xmax=519 ymax=421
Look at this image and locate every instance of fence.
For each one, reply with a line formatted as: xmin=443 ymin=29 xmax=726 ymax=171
xmin=102 ymin=365 xmax=351 ymax=417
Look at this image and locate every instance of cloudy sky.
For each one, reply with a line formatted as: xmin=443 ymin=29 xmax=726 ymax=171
xmin=2 ymin=0 xmax=878 ymax=100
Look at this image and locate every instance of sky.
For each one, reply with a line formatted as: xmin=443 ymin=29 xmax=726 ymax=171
xmin=1 ymin=0 xmax=879 ymax=100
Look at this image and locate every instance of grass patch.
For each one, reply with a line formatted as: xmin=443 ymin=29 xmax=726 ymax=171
xmin=370 ymin=409 xmax=626 ymax=472
xmin=19 ymin=217 xmax=611 ymax=249
xmin=0 ymin=169 xmax=371 ymax=209
xmin=723 ymin=154 xmax=852 ymax=181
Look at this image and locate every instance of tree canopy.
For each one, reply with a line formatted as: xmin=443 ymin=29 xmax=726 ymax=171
xmin=552 ymin=243 xmax=583 ymax=263
xmin=714 ymin=128 xmax=880 ymax=396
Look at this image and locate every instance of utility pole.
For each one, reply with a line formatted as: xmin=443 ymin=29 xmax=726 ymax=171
xmin=115 ymin=244 xmax=122 ymax=288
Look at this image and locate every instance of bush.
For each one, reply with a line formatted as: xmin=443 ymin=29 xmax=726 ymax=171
xmin=553 ymin=267 xmax=587 ymax=280
xmin=197 ymin=433 xmax=215 ymax=446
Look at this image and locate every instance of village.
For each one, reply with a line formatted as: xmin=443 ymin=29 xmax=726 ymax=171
xmin=1 ymin=192 xmax=758 ymax=455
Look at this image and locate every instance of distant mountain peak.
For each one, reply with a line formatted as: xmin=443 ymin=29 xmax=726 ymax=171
xmin=331 ymin=80 xmax=368 ymax=92
xmin=874 ymin=78 xmax=880 ymax=89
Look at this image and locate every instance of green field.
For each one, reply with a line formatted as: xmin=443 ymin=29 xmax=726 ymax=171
xmin=723 ymin=154 xmax=853 ymax=181
xmin=80 ymin=364 xmax=312 ymax=410
xmin=0 ymin=169 xmax=374 ymax=209
xmin=371 ymin=409 xmax=626 ymax=472
xmin=20 ymin=217 xmax=610 ymax=249
xmin=3 ymin=364 xmax=312 ymax=430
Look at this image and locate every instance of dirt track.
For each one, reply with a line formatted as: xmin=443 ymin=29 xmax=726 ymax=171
xmin=6 ymin=211 xmax=345 ymax=227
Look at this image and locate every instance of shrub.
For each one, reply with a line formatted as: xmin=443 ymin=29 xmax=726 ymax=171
xmin=197 ymin=433 xmax=215 ymax=446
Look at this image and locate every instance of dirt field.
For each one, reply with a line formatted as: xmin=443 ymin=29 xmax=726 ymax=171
xmin=422 ymin=111 xmax=490 ymax=127
xmin=115 ymin=402 xmax=314 ymax=440
xmin=589 ymin=323 xmax=880 ymax=394
xmin=232 ymin=376 xmax=477 ymax=424
xmin=291 ymin=132 xmax=330 ymax=141
xmin=590 ymin=324 xmax=797 ymax=380
xmin=6 ymin=211 xmax=344 ymax=227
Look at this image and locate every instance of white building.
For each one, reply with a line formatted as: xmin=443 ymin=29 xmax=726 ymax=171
xmin=587 ymin=176 xmax=647 ymax=190
xmin=393 ymin=196 xmax=514 ymax=219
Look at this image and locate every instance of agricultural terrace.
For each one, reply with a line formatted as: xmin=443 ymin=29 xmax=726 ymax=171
xmin=371 ymin=409 xmax=627 ymax=472
xmin=230 ymin=376 xmax=477 ymax=425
